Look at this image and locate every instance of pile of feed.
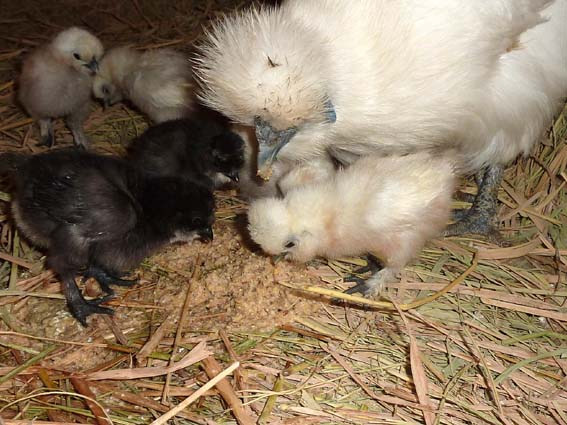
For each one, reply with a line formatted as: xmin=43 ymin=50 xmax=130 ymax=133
xmin=0 ymin=1 xmax=566 ymax=424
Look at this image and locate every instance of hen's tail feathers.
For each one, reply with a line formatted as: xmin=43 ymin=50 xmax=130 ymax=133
xmin=0 ymin=153 xmax=27 ymax=175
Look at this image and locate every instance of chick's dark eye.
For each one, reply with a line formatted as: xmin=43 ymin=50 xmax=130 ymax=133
xmin=285 ymin=241 xmax=295 ymax=249
xmin=102 ymin=86 xmax=110 ymax=95
xmin=73 ymin=53 xmax=81 ymax=60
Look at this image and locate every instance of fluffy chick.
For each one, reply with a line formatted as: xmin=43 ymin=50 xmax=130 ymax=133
xmin=248 ymin=152 xmax=456 ymax=297
xmin=0 ymin=149 xmax=214 ymax=325
xmin=126 ymin=113 xmax=245 ymax=188
xmin=18 ymin=27 xmax=103 ymax=148
xmin=93 ymin=46 xmax=194 ymax=123
xmin=276 ymin=156 xmax=337 ymax=196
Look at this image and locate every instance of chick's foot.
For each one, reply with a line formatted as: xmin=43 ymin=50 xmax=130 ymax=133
xmin=344 ymin=277 xmax=374 ymax=297
xmin=348 ymin=254 xmax=383 ymax=276
xmin=83 ymin=265 xmax=138 ymax=295
xmin=62 ymin=277 xmax=114 ymax=326
xmin=343 ymin=267 xmax=393 ymax=299
xmin=68 ymin=295 xmax=115 ymax=327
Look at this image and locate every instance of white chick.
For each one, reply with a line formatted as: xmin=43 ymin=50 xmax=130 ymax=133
xmin=248 ymin=152 xmax=457 ymax=297
xmin=276 ymin=157 xmax=337 ymax=196
xmin=197 ymin=0 xmax=567 ymax=238
xmin=93 ymin=46 xmax=194 ymax=123
xmin=18 ymin=27 xmax=103 ymax=148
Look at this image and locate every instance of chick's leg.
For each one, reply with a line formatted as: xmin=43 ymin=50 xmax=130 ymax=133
xmin=353 ymin=254 xmax=383 ymax=275
xmin=345 ymin=267 xmax=396 ymax=298
xmin=344 ymin=233 xmax=416 ymax=298
xmin=66 ymin=103 xmax=90 ymax=149
xmin=343 ymin=254 xmax=383 ymax=292
xmin=48 ymin=230 xmax=113 ymax=326
xmin=444 ymin=164 xmax=503 ymax=243
xmin=60 ymin=274 xmax=114 ymax=327
xmin=344 ymin=254 xmax=400 ymax=298
xmin=83 ymin=264 xmax=138 ymax=295
xmin=37 ymin=118 xmax=54 ymax=147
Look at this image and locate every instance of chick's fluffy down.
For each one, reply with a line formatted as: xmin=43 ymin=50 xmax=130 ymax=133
xmin=18 ymin=27 xmax=103 ymax=147
xmin=94 ymin=46 xmax=194 ymax=123
xmin=248 ymin=152 xmax=457 ymax=293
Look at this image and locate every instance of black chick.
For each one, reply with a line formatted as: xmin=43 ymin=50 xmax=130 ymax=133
xmin=0 ymin=149 xmax=214 ymax=326
xmin=126 ymin=114 xmax=245 ymax=188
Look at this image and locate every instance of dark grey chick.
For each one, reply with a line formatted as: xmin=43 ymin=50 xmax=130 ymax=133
xmin=126 ymin=113 xmax=244 ymax=188
xmin=0 ymin=149 xmax=214 ymax=326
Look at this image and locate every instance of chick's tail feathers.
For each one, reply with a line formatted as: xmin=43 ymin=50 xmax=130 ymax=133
xmin=0 ymin=153 xmax=28 ymax=175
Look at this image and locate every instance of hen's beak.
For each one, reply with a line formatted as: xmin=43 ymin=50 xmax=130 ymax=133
xmin=198 ymin=226 xmax=214 ymax=243
xmin=254 ymin=116 xmax=297 ymax=180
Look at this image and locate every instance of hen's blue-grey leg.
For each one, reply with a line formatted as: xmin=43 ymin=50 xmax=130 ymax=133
xmin=445 ymin=164 xmax=504 ymax=243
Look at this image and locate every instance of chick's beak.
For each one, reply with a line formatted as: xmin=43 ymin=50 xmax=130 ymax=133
xmin=87 ymin=58 xmax=99 ymax=73
xmin=225 ymin=170 xmax=239 ymax=182
xmin=254 ymin=116 xmax=297 ymax=180
xmin=272 ymin=253 xmax=287 ymax=264
xmin=198 ymin=226 xmax=214 ymax=243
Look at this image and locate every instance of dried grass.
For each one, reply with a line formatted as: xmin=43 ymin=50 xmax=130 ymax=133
xmin=1 ymin=1 xmax=566 ymax=424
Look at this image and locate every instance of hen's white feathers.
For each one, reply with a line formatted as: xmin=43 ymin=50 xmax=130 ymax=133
xmin=196 ymin=0 xmax=567 ymax=171
xmin=93 ymin=46 xmax=194 ymax=123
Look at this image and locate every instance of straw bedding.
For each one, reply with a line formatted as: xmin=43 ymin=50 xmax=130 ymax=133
xmin=0 ymin=1 xmax=566 ymax=424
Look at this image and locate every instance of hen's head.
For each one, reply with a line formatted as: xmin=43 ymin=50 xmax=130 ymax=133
xmin=51 ymin=27 xmax=103 ymax=75
xmin=195 ymin=7 xmax=336 ymax=178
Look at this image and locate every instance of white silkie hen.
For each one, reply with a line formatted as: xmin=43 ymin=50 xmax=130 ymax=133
xmin=248 ymin=152 xmax=457 ymax=297
xmin=93 ymin=46 xmax=194 ymax=123
xmin=196 ymin=0 xmax=567 ymax=239
xmin=18 ymin=27 xmax=103 ymax=148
